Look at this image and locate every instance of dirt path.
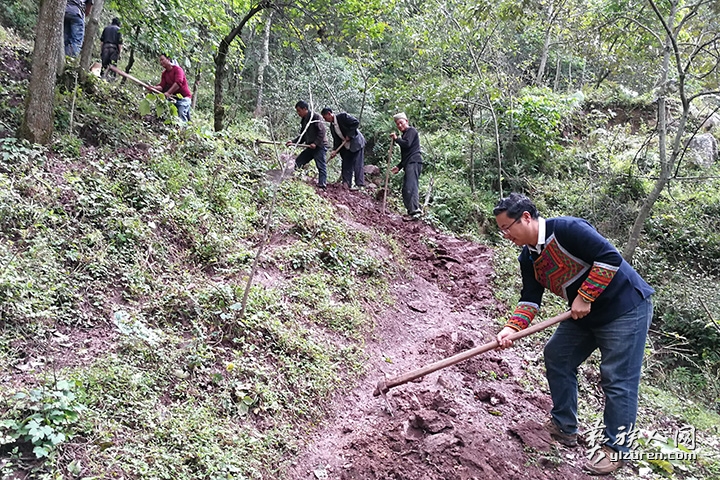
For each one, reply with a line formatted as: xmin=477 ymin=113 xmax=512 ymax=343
xmin=283 ymin=182 xmax=594 ymax=480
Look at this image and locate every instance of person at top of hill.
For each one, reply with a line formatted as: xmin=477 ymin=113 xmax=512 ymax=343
xmin=389 ymin=112 xmax=422 ymax=220
xmin=99 ymin=17 xmax=123 ymax=78
xmin=493 ymin=192 xmax=654 ymax=476
xmin=64 ymin=0 xmax=93 ymax=57
xmin=153 ymin=54 xmax=192 ymax=123
xmin=287 ymin=101 xmax=328 ymax=190
xmin=320 ymin=107 xmax=366 ymax=190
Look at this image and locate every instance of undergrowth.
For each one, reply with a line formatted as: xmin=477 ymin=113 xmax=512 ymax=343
xmin=0 ymin=105 xmax=393 ymax=478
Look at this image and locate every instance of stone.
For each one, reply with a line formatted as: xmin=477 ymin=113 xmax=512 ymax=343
xmin=688 ymin=133 xmax=718 ymax=167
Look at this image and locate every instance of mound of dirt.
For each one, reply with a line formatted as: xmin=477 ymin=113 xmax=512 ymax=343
xmin=284 ymin=181 xmax=595 ymax=479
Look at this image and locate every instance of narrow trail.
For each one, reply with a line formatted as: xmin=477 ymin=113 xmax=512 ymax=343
xmin=283 ymin=181 xmax=594 ymax=480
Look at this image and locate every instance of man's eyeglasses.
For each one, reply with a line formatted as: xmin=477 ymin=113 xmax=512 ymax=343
xmin=499 ymin=217 xmax=521 ymax=234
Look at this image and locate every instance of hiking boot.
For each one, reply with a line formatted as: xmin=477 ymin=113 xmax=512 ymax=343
xmin=583 ymin=445 xmax=625 ymax=475
xmin=350 ymin=185 xmax=360 ymax=191
xmin=544 ymin=419 xmax=578 ymax=447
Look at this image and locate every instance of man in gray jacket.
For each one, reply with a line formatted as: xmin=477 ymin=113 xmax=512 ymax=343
xmin=321 ymin=107 xmax=366 ymax=190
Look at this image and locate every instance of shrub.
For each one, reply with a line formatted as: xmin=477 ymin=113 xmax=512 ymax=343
xmin=0 ymin=379 xmax=86 ymax=459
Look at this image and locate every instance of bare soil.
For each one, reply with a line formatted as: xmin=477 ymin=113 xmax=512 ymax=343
xmin=282 ymin=179 xmax=597 ymax=480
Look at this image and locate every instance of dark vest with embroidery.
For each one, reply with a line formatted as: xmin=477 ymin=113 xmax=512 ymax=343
xmin=506 ymin=216 xmax=654 ymax=331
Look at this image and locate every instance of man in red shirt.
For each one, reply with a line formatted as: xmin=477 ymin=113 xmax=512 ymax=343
xmin=153 ymin=54 xmax=192 ymax=122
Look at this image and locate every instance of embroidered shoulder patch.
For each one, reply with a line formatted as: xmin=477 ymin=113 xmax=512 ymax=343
xmin=533 ymin=237 xmax=589 ymax=300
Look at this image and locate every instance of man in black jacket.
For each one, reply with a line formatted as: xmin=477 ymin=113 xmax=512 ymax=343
xmin=390 ymin=112 xmax=422 ymax=218
xmin=287 ymin=101 xmax=328 ymax=189
xmin=100 ymin=18 xmax=123 ymax=78
xmin=321 ymin=107 xmax=366 ymax=190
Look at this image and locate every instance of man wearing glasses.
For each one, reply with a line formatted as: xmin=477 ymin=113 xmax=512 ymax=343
xmin=493 ymin=193 xmax=654 ymax=476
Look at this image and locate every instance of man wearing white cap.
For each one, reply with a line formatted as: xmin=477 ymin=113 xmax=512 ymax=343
xmin=390 ymin=112 xmax=423 ymax=219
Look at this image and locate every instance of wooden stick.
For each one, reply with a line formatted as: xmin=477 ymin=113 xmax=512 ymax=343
xmin=382 ymin=139 xmax=395 ymax=214
xmin=329 ymin=139 xmax=349 ymax=159
xmin=255 ymin=139 xmax=311 ymax=148
xmin=374 ymin=310 xmax=572 ymax=396
xmin=422 ymin=174 xmax=435 ymax=213
xmin=108 ymin=65 xmax=162 ymax=94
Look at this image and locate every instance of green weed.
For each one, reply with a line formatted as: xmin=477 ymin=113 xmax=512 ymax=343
xmin=0 ymin=379 xmax=86 ymax=459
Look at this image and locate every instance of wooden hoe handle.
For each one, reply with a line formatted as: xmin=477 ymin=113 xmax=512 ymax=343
xmin=108 ymin=65 xmax=162 ymax=94
xmin=381 ymin=139 xmax=395 ymax=214
xmin=373 ymin=310 xmax=572 ymax=396
xmin=255 ymin=139 xmax=311 ymax=149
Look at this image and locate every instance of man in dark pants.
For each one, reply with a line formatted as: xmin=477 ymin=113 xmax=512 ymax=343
xmin=390 ymin=112 xmax=422 ymax=219
xmin=287 ymin=101 xmax=328 ymax=189
xmin=152 ymin=54 xmax=193 ymax=122
xmin=100 ymin=18 xmax=123 ymax=78
xmin=320 ymin=107 xmax=366 ymax=190
xmin=493 ymin=193 xmax=654 ymax=476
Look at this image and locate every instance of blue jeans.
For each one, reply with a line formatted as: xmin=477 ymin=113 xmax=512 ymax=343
xmin=295 ymin=146 xmax=328 ymax=187
xmin=544 ymin=297 xmax=653 ymax=452
xmin=175 ymin=97 xmax=191 ymax=122
xmin=64 ymin=12 xmax=85 ymax=57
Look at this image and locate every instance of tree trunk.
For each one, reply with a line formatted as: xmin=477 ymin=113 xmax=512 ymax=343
xmin=18 ymin=0 xmax=65 ymax=144
xmin=356 ymin=52 xmax=371 ymax=123
xmin=535 ymin=29 xmax=552 ymax=86
xmin=125 ymin=25 xmax=141 ymax=74
xmin=190 ymin=25 xmax=208 ymax=110
xmin=192 ymin=63 xmax=201 ymax=110
xmin=214 ymin=1 xmax=270 ymax=132
xmin=56 ymin=9 xmax=65 ymax=75
xmin=468 ymin=104 xmax=476 ymax=194
xmin=487 ymin=94 xmax=502 ymax=198
xmin=253 ymin=9 xmax=273 ymax=118
xmin=535 ymin=3 xmax=555 ymax=86
xmin=623 ymin=0 xmax=681 ymax=261
xmin=79 ymin=0 xmax=104 ymax=71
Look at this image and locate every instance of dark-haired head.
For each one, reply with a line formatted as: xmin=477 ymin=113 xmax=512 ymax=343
xmin=295 ymin=101 xmax=309 ymax=110
xmin=320 ymin=107 xmax=333 ymax=115
xmin=492 ymin=193 xmax=539 ymax=220
xmin=112 ymin=17 xmax=121 ymax=26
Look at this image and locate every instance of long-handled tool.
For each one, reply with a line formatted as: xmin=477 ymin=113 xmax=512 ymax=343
xmin=108 ymin=65 xmax=163 ymax=95
xmin=381 ymin=139 xmax=395 ymax=214
xmin=253 ymin=139 xmax=311 ymax=154
xmin=373 ymin=310 xmax=572 ymax=397
xmin=328 ymin=139 xmax=349 ymax=159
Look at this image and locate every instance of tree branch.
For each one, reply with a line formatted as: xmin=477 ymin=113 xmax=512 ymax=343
xmin=699 ymin=298 xmax=720 ymax=336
